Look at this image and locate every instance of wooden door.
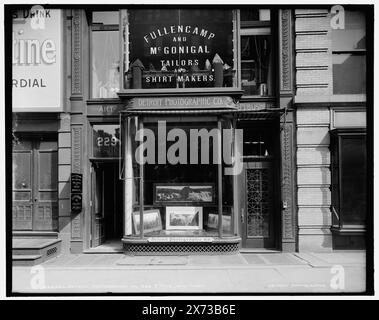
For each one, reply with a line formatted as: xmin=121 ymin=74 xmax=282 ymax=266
xmin=91 ymin=163 xmax=105 ymax=247
xmin=241 ymin=161 xmax=276 ymax=248
xmin=12 ymin=138 xmax=58 ymax=231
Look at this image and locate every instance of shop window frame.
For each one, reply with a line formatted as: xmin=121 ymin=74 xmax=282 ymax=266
xmin=330 ymin=128 xmax=367 ymax=234
xmin=118 ymin=9 xmax=242 ymax=97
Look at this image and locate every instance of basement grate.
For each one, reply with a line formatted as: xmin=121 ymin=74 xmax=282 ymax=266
xmin=123 ymin=243 xmax=239 ymax=255
xmin=46 ymin=246 xmax=57 ymax=256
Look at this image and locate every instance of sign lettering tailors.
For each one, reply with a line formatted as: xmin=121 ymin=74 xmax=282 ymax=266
xmin=129 ymin=18 xmax=233 ymax=87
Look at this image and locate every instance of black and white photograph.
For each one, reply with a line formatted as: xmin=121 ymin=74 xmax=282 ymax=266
xmin=3 ymin=1 xmax=374 ymax=303
xmin=166 ymin=206 xmax=203 ymax=230
xmin=207 ymin=213 xmax=231 ymax=233
xmin=154 ymin=184 xmax=214 ymax=204
xmin=132 ymin=209 xmax=163 ymax=234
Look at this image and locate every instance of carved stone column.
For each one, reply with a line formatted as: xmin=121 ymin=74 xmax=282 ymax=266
xmin=70 ymin=9 xmax=85 ymax=252
xmin=279 ymin=9 xmax=296 ymax=251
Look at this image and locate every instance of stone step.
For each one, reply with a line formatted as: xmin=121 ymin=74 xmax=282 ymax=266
xmin=12 ymin=238 xmax=61 ymax=255
xmin=12 ymin=254 xmax=43 ymax=266
xmin=13 ymin=231 xmax=58 ymax=239
xmin=12 ymin=238 xmax=62 ymax=266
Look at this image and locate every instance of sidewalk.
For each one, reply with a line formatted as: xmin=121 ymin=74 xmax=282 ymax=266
xmin=11 ymin=251 xmax=366 ymax=294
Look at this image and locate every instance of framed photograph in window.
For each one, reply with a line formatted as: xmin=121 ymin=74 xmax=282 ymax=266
xmin=207 ymin=213 xmax=232 ymax=233
xmin=166 ymin=206 xmax=203 ymax=230
xmin=153 ymin=183 xmax=214 ymax=205
xmin=132 ymin=209 xmax=162 ymax=234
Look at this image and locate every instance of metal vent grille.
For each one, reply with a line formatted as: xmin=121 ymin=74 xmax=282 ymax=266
xmin=124 ymin=243 xmax=239 ymax=255
xmin=46 ymin=246 xmax=57 ymax=256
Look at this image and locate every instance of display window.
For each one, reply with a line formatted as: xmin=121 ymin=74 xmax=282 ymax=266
xmin=127 ymin=120 xmax=235 ymax=238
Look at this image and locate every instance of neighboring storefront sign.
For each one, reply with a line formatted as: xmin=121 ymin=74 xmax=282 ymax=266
xmin=12 ymin=7 xmax=63 ymax=111
xmin=125 ymin=9 xmax=234 ymax=89
xmin=71 ymin=173 xmax=82 ymax=213
xmin=71 ymin=173 xmax=83 ymax=193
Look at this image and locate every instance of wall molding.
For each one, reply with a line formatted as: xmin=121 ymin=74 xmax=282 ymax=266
xmin=71 ymin=9 xmax=82 ymax=98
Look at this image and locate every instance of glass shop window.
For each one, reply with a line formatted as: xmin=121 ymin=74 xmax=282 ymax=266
xmin=122 ymin=9 xmax=236 ymax=90
xmin=131 ymin=121 xmax=234 ymax=237
xmin=330 ymin=130 xmax=366 ymax=228
xmin=332 ymin=10 xmax=366 ymax=94
xmin=240 ymin=9 xmax=273 ymax=96
xmin=91 ymin=11 xmax=120 ymax=98
xmin=92 ymin=124 xmax=120 ymax=158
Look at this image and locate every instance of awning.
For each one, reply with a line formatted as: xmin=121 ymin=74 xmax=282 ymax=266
xmin=120 ymin=96 xmax=286 ymax=119
xmin=121 ymin=108 xmax=236 ymax=116
xmin=121 ymin=107 xmax=286 ymax=119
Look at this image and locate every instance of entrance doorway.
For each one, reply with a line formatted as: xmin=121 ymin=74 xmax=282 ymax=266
xmin=91 ymin=162 xmax=123 ymax=247
xmin=12 ymin=136 xmax=58 ymax=231
xmin=237 ymin=120 xmax=280 ymax=249
xmin=241 ymin=161 xmax=276 ymax=248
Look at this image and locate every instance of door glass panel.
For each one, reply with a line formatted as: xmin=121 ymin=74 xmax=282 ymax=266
xmin=39 ymin=191 xmax=58 ymax=201
xmin=13 ymin=139 xmax=32 ymax=151
xmin=246 ymin=168 xmax=271 ymax=237
xmin=13 ymin=191 xmax=31 ymax=201
xmin=13 ymin=152 xmax=31 ymax=189
xmin=38 ymin=152 xmax=58 ymax=190
xmin=39 ymin=141 xmax=58 ymax=150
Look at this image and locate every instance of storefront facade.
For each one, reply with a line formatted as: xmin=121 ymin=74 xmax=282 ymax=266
xmin=11 ymin=5 xmax=370 ymax=256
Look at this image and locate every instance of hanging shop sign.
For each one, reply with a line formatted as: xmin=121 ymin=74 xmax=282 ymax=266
xmin=71 ymin=173 xmax=82 ymax=213
xmin=71 ymin=173 xmax=83 ymax=193
xmin=125 ymin=9 xmax=234 ymax=89
xmin=71 ymin=194 xmax=82 ymax=213
xmin=12 ymin=7 xmax=63 ymax=111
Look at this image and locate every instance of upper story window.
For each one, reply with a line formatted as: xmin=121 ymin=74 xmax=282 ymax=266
xmin=332 ymin=9 xmax=366 ymax=95
xmin=121 ymin=9 xmax=237 ymax=91
xmin=330 ymin=129 xmax=366 ymax=230
xmin=240 ymin=9 xmax=274 ymax=97
xmin=91 ymin=11 xmax=120 ymax=99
